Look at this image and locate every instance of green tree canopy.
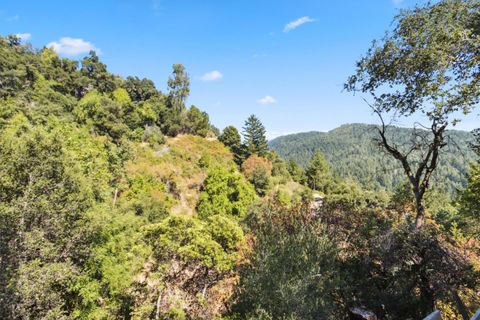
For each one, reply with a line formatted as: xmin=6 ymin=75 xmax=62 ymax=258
xmin=197 ymin=166 xmax=256 ymax=219
xmin=305 ymin=151 xmax=333 ymax=193
xmin=459 ymin=132 xmax=480 ymax=236
xmin=232 ymin=205 xmax=341 ymax=319
xmin=184 ymin=105 xmax=210 ymax=137
xmin=287 ymin=159 xmax=305 ymax=183
xmin=0 ymin=116 xmax=111 ymax=319
xmin=219 ymin=125 xmax=241 ymax=150
xmin=123 ymin=76 xmax=158 ymax=102
xmin=219 ymin=125 xmax=244 ymax=164
xmin=167 ymin=64 xmax=190 ymax=113
xmin=80 ymin=51 xmax=116 ymax=94
xmin=243 ymin=114 xmax=269 ymax=157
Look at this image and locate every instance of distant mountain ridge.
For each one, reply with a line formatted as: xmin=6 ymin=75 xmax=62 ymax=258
xmin=269 ymin=123 xmax=477 ymax=196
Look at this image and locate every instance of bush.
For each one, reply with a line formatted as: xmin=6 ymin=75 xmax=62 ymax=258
xmin=197 ymin=166 xmax=256 ymax=219
xmin=232 ymin=204 xmax=343 ymax=319
xmin=143 ymin=125 xmax=165 ymax=147
xmin=242 ymin=155 xmax=272 ymax=196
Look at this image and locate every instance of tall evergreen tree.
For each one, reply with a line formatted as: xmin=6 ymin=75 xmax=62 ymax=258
xmin=167 ymin=64 xmax=190 ymax=113
xmin=219 ymin=126 xmax=244 ymax=164
xmin=305 ymin=151 xmax=332 ymax=192
xmin=287 ymin=159 xmax=305 ymax=183
xmin=242 ymin=114 xmax=269 ymax=157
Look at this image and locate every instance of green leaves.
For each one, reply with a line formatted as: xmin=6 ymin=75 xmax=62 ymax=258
xmin=459 ymin=162 xmax=480 ymax=236
xmin=167 ymin=64 xmax=190 ymax=113
xmin=243 ymin=114 xmax=269 ymax=157
xmin=0 ymin=117 xmax=112 ymax=319
xmin=232 ymin=205 xmax=341 ymax=320
xmin=145 ymin=214 xmax=243 ymax=271
xmin=197 ymin=166 xmax=256 ymax=219
xmin=346 ymin=0 xmax=480 ymax=120
xmin=305 ymin=151 xmax=332 ymax=193
xmin=184 ymin=105 xmax=211 ymax=137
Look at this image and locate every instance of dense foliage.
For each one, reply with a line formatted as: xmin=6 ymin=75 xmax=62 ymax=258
xmin=0 ymin=35 xmax=246 ymax=319
xmin=0 ymin=1 xmax=479 ymax=318
xmin=233 ymin=203 xmax=342 ymax=319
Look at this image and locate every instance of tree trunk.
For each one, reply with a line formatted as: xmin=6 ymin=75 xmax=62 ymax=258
xmin=414 ymin=197 xmax=425 ymax=229
xmin=413 ymin=184 xmax=425 ymax=229
xmin=155 ymin=290 xmax=162 ymax=320
xmin=112 ymin=188 xmax=118 ymax=209
xmin=453 ymin=291 xmax=469 ymax=320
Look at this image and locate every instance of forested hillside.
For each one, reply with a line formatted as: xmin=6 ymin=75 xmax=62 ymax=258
xmin=270 ymin=124 xmax=477 ymax=196
xmin=1 ymin=0 xmax=480 ymax=319
xmin=0 ymin=34 xmax=254 ymax=319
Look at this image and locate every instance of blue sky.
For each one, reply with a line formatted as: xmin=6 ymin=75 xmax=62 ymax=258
xmin=1 ymin=0 xmax=476 ymax=138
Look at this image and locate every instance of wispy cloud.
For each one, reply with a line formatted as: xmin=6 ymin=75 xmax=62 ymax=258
xmin=253 ymin=53 xmax=268 ymax=59
xmin=257 ymin=95 xmax=277 ymax=105
xmin=200 ymin=70 xmax=223 ymax=82
xmin=6 ymin=14 xmax=20 ymax=22
xmin=47 ymin=37 xmax=100 ymax=56
xmin=284 ymin=16 xmax=315 ymax=33
xmin=16 ymin=33 xmax=31 ymax=41
xmin=392 ymin=0 xmax=404 ymax=6
xmin=152 ymin=0 xmax=162 ymax=12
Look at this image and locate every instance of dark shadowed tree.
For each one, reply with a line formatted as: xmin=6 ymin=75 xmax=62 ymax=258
xmin=123 ymin=76 xmax=158 ymax=102
xmin=219 ymin=125 xmax=244 ymax=164
xmin=80 ymin=51 xmax=116 ymax=93
xmin=219 ymin=126 xmax=241 ymax=150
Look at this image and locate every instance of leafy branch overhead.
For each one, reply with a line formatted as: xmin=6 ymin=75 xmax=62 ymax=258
xmin=346 ymin=0 xmax=480 ymax=229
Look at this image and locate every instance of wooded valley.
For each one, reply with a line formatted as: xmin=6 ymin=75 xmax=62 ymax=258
xmin=0 ymin=0 xmax=479 ymax=319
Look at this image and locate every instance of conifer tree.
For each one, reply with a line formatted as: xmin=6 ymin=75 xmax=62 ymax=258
xmin=305 ymin=151 xmax=332 ymax=192
xmin=242 ymin=114 xmax=269 ymax=157
xmin=219 ymin=126 xmax=244 ymax=164
xmin=287 ymin=159 xmax=305 ymax=183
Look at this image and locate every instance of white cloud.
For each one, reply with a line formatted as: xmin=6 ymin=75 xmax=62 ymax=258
xmin=47 ymin=37 xmax=100 ymax=56
xmin=200 ymin=70 xmax=223 ymax=82
xmin=284 ymin=16 xmax=315 ymax=33
xmin=16 ymin=33 xmax=31 ymax=41
xmin=392 ymin=0 xmax=404 ymax=5
xmin=257 ymin=95 xmax=277 ymax=105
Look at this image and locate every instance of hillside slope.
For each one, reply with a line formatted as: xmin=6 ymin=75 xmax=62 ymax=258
xmin=0 ymin=35 xmax=257 ymax=319
xmin=269 ymin=123 xmax=477 ymax=196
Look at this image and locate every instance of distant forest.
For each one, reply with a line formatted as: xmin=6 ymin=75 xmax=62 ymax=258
xmin=270 ymin=123 xmax=477 ymax=197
